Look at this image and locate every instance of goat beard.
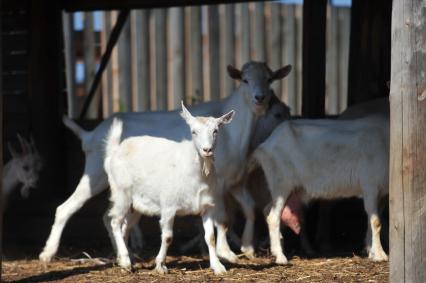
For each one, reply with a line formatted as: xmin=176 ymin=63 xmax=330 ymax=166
xmin=202 ymin=156 xmax=215 ymax=177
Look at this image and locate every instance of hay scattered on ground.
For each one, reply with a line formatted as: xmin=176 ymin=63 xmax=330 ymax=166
xmin=3 ymin=255 xmax=388 ymax=283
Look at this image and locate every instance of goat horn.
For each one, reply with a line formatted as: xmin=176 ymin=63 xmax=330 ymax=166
xmin=17 ymin=134 xmax=30 ymax=154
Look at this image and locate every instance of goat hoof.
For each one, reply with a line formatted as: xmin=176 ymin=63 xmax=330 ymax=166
xmin=369 ymin=250 xmax=388 ymax=262
xmin=155 ymin=264 xmax=168 ymax=274
xmin=217 ymin=250 xmax=238 ymax=263
xmin=118 ymin=257 xmax=132 ymax=271
xmin=39 ymin=250 xmax=53 ymax=264
xmin=241 ymin=246 xmax=255 ymax=259
xmin=275 ymin=255 xmax=289 ymax=265
xmin=212 ymin=263 xmax=227 ymax=275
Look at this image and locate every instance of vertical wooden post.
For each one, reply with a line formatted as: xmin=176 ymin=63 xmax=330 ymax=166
xmin=131 ymin=10 xmax=150 ymax=112
xmin=190 ymin=6 xmax=203 ymax=103
xmin=284 ymin=5 xmax=297 ymax=114
xmin=101 ymin=12 xmax=113 ymax=116
xmin=302 ymin=0 xmax=327 ymax=118
xmin=338 ymin=8 xmax=350 ymax=112
xmin=254 ymin=3 xmax=265 ymax=61
xmin=170 ymin=8 xmax=185 ymax=109
xmin=222 ymin=4 xmax=235 ymax=97
xmin=117 ymin=14 xmax=132 ymax=112
xmin=239 ymin=3 xmax=250 ymax=65
xmin=270 ymin=2 xmax=281 ymax=95
xmin=62 ymin=12 xmax=77 ymax=118
xmin=83 ymin=12 xmax=99 ymax=118
xmin=326 ymin=6 xmax=339 ymax=115
xmin=208 ymin=6 xmax=220 ymax=101
xmin=155 ymin=9 xmax=167 ymax=110
xmin=0 ymin=8 xmax=3 ymax=277
xmin=389 ymin=1 xmax=426 ymax=282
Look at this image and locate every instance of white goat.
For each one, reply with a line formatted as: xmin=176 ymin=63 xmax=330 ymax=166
xmin=250 ymin=115 xmax=389 ymax=264
xmin=104 ymin=103 xmax=234 ymax=274
xmin=39 ymin=61 xmax=292 ymax=263
xmin=3 ymin=135 xmax=42 ymax=208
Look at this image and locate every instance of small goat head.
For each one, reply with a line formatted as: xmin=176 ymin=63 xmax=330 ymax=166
xmin=7 ymin=135 xmax=43 ymax=197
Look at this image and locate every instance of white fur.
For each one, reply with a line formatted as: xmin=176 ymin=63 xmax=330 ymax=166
xmin=104 ymin=105 xmax=234 ymax=274
xmin=251 ymin=115 xmax=389 ymax=263
xmin=39 ymin=61 xmax=292 ymax=263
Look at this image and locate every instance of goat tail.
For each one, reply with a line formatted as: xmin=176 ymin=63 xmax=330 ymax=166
xmin=104 ymin=118 xmax=123 ymax=173
xmin=62 ymin=115 xmax=88 ymax=139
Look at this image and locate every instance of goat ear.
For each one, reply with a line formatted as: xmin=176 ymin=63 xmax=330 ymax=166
xmin=271 ymin=64 xmax=292 ymax=81
xmin=219 ymin=110 xmax=235 ymax=125
xmin=8 ymin=142 xmax=19 ymax=158
xmin=227 ymin=65 xmax=242 ymax=80
xmin=17 ymin=134 xmax=30 ymax=155
xmin=180 ymin=101 xmax=194 ymax=122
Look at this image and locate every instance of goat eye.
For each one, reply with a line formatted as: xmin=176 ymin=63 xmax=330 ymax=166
xmin=191 ymin=130 xmax=197 ymax=135
xmin=242 ymin=79 xmax=248 ymax=84
xmin=213 ymin=129 xmax=218 ymax=135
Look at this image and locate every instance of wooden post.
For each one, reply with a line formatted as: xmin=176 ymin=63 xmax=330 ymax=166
xmin=270 ymin=2 xmax=281 ymax=96
xmin=239 ymin=3 xmax=250 ymax=65
xmin=190 ymin=6 xmax=203 ymax=103
xmin=101 ymin=12 xmax=113 ymax=116
xmin=302 ymin=0 xmax=327 ymax=118
xmin=326 ymin=6 xmax=339 ymax=115
xmin=155 ymin=9 xmax=167 ymax=110
xmin=62 ymin=12 xmax=77 ymax=118
xmin=222 ymin=4 xmax=235 ymax=98
xmin=283 ymin=5 xmax=297 ymax=114
xmin=338 ymin=8 xmax=350 ymax=112
xmin=389 ymin=0 xmax=426 ymax=282
xmin=117 ymin=15 xmax=132 ymax=112
xmin=83 ymin=12 xmax=100 ymax=118
xmin=208 ymin=6 xmax=220 ymax=101
xmin=131 ymin=10 xmax=150 ymax=112
xmin=254 ymin=2 xmax=265 ymax=61
xmin=0 ymin=8 xmax=3 ymax=277
xmin=170 ymin=7 xmax=185 ymax=109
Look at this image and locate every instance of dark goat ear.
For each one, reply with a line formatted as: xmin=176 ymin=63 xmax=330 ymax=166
xmin=227 ymin=65 xmax=242 ymax=80
xmin=271 ymin=65 xmax=292 ymax=81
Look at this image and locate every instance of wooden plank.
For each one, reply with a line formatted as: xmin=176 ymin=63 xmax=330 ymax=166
xmin=0 ymin=5 xmax=3 ymax=277
xmin=338 ymin=8 xmax=350 ymax=112
xmin=101 ymin=11 xmax=113 ymax=116
xmin=154 ymin=9 xmax=167 ymax=110
xmin=326 ymin=6 xmax=339 ymax=115
xmin=295 ymin=5 xmax=302 ymax=115
xmin=62 ymin=12 xmax=77 ymax=118
xmin=131 ymin=10 xmax=150 ymax=111
xmin=269 ymin=2 xmax=281 ymax=95
xmin=189 ymin=6 xmax=203 ymax=103
xmin=239 ymin=3 xmax=250 ymax=65
xmin=83 ymin=12 xmax=99 ymax=118
xmin=222 ymin=4 xmax=235 ymax=98
xmin=283 ymin=5 xmax=296 ymax=113
xmin=253 ymin=2 xmax=265 ymax=61
xmin=117 ymin=14 xmax=132 ymax=111
xmin=62 ymin=0 xmax=270 ymax=12
xmin=208 ymin=5 xmax=220 ymax=101
xmin=169 ymin=7 xmax=185 ymax=109
xmin=390 ymin=1 xmax=426 ymax=282
xmin=301 ymin=0 xmax=326 ymax=118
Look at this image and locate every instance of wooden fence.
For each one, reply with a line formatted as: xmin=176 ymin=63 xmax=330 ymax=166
xmin=63 ymin=2 xmax=351 ymax=119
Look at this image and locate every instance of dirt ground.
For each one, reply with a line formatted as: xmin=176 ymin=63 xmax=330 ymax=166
xmin=3 ymin=254 xmax=388 ymax=283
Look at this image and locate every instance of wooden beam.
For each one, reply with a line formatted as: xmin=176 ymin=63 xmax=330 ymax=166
xmin=190 ymin=6 xmax=203 ymax=103
xmin=62 ymin=0 xmax=269 ymax=12
xmin=253 ymin=2 xmax=265 ymax=61
xmin=222 ymin=4 xmax=235 ymax=98
xmin=0 ymin=4 xmax=3 ymax=277
xmin=131 ymin=10 xmax=150 ymax=111
xmin=208 ymin=6 xmax=220 ymax=101
xmin=239 ymin=3 xmax=250 ymax=65
xmin=170 ymin=7 xmax=185 ymax=108
xmin=62 ymin=12 xmax=77 ymax=118
xmin=301 ymin=0 xmax=327 ymax=118
xmin=389 ymin=1 xmax=426 ymax=282
xmin=154 ymin=9 xmax=167 ymax=110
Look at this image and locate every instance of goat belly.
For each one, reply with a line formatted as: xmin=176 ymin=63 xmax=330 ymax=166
xmin=280 ymin=191 xmax=302 ymax=235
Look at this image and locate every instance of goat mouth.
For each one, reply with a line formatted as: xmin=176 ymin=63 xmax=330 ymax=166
xmin=202 ymin=153 xmax=214 ymax=158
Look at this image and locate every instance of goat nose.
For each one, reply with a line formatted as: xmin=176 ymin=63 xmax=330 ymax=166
xmin=203 ymin=147 xmax=212 ymax=153
xmin=255 ymin=95 xmax=264 ymax=102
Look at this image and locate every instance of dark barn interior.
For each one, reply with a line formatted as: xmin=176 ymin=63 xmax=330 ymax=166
xmin=1 ymin=0 xmax=391 ymax=263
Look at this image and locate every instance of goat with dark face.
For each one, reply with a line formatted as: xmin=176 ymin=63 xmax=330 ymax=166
xmin=3 ymin=135 xmax=43 ymax=208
